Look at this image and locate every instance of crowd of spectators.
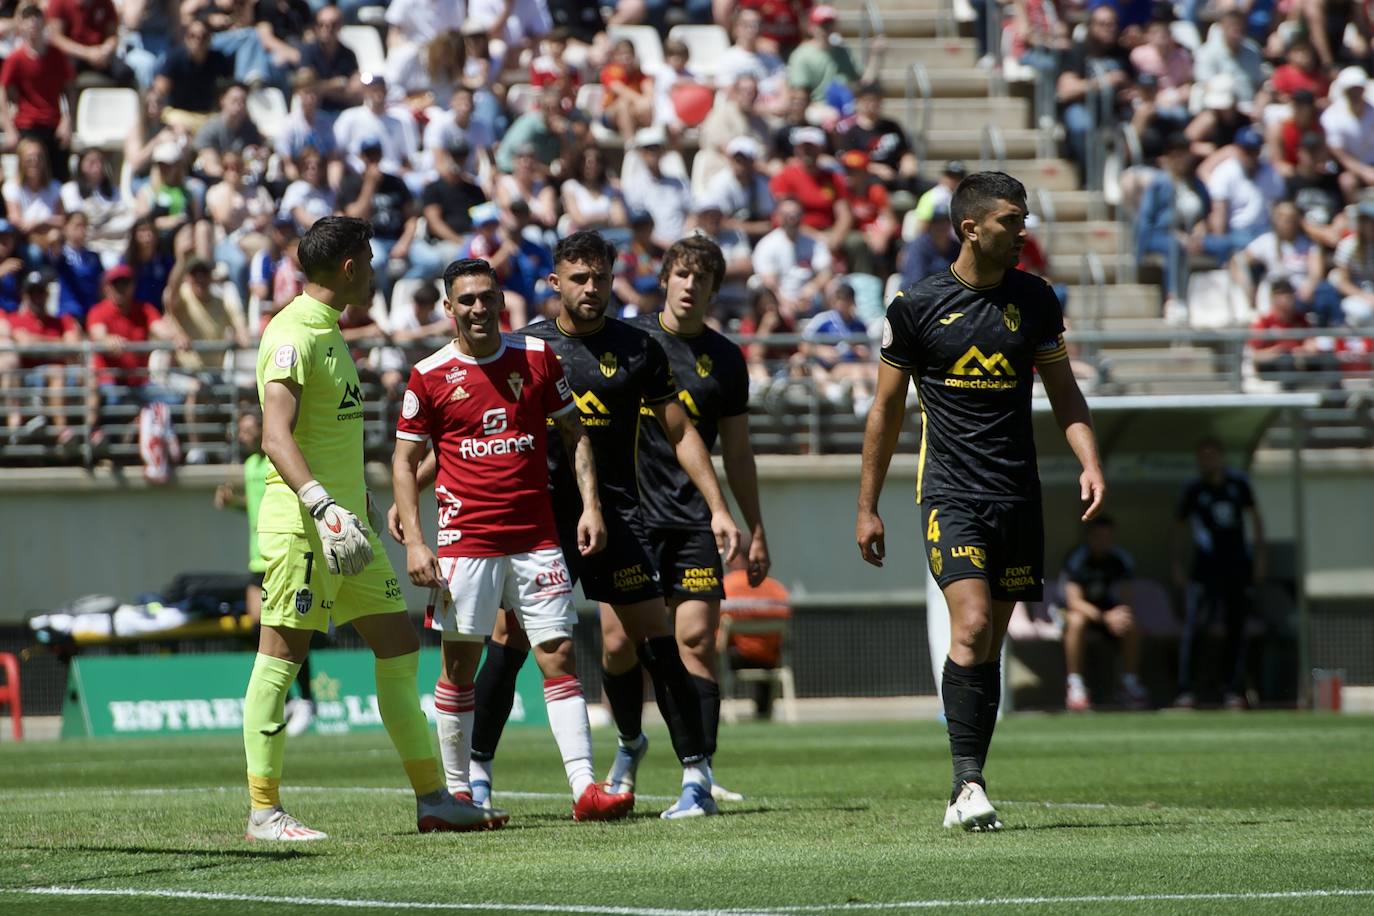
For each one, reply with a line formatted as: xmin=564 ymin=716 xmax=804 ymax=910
xmin=5 ymin=0 xmax=1374 ymax=457
xmin=1009 ymin=0 xmax=1374 ymax=378
xmin=0 ymin=0 xmax=948 ymax=455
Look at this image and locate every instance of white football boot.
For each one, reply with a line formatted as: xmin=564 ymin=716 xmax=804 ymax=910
xmin=245 ymin=807 xmax=328 ymax=841
xmin=943 ymin=782 xmax=1003 ymax=832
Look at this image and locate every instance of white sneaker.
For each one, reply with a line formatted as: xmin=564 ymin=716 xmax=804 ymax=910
xmin=943 ymin=782 xmax=1003 ymax=832
xmin=245 ymin=807 xmax=328 ymax=841
xmin=285 ymin=698 xmax=315 ymax=737
xmin=417 ymin=791 xmax=508 ymax=833
xmin=660 ymin=782 xmax=718 ymax=820
xmin=1164 ymin=298 xmax=1189 ymax=326
xmin=711 ymin=782 xmax=745 ymax=803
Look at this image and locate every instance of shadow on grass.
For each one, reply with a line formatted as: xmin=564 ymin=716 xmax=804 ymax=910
xmin=13 ymin=844 xmax=316 ymax=861
xmin=9 ymin=843 xmax=317 ymax=886
xmin=1002 ymin=820 xmax=1187 ymax=832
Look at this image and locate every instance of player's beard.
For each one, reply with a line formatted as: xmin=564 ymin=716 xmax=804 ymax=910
xmin=566 ymin=295 xmax=608 ymax=323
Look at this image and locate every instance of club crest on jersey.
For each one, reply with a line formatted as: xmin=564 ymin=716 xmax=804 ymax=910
xmin=445 ymin=366 xmax=468 ymax=384
xmin=1003 ymin=303 xmax=1021 ymax=332
xmin=450 ymin=385 xmax=470 ymax=402
xmin=599 ymin=352 xmax=618 ymax=378
xmin=294 ymin=587 xmax=313 ymax=615
xmin=695 ymin=354 xmax=713 ymax=378
xmin=401 ymin=389 xmax=420 ymax=419
xmin=507 ymin=372 xmax=525 ymax=400
xmin=929 ymin=547 xmax=944 ymax=577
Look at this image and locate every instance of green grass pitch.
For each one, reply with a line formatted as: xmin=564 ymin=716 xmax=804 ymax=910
xmin=1 ymin=712 xmax=1372 ymax=915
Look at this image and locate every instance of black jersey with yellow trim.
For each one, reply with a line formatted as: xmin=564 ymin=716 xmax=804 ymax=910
xmin=880 ymin=266 xmax=1066 ymax=502
xmin=523 ymin=316 xmax=678 ymax=515
xmin=629 ymin=312 xmax=750 ymax=530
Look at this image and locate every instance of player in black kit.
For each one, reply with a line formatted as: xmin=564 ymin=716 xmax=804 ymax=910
xmin=468 ymin=231 xmax=743 ymax=819
xmin=1171 ymin=437 xmax=1266 ymax=710
xmin=600 ymin=235 xmax=771 ymax=803
xmin=856 ymin=172 xmax=1106 ymax=831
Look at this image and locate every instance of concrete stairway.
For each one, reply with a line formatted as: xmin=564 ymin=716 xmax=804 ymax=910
xmin=831 ymin=0 xmax=1193 ymax=388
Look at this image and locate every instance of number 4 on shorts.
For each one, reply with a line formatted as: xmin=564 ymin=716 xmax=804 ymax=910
xmin=926 ymin=509 xmax=941 ymax=544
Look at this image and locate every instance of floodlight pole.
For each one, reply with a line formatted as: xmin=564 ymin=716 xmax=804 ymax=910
xmin=1290 ymin=407 xmax=1310 ymax=710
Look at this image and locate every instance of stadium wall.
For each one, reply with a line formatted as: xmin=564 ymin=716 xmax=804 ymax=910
xmin=2 ymin=452 xmax=1372 ymax=621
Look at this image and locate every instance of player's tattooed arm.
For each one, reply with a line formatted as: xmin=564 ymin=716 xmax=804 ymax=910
xmin=391 ymin=437 xmax=444 ymax=587
xmin=856 ymin=361 xmax=910 ymax=567
xmin=719 ymin=413 xmax=770 ymax=586
xmin=653 ymin=398 xmax=742 ymax=562
xmin=555 ymin=410 xmax=607 ymax=556
xmin=1038 ymin=357 xmax=1106 ymax=521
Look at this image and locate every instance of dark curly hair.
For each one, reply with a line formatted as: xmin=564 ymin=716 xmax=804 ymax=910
xmin=554 ymin=230 xmax=618 ymax=273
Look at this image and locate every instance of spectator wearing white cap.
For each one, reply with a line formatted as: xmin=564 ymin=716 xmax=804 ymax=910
xmin=751 ymin=197 xmax=833 ymax=319
xmin=622 ymin=126 xmax=692 ymax=250
xmin=786 ymin=5 xmax=883 ymax=105
xmin=770 ymin=125 xmax=852 ymax=254
xmin=332 ymin=72 xmax=421 ymax=179
xmin=1320 ymin=67 xmax=1374 ymax=197
xmin=706 ymin=136 xmax=776 ymax=242
xmin=1184 ymin=74 xmax=1252 ymax=181
xmin=696 ymin=75 xmax=771 ymax=191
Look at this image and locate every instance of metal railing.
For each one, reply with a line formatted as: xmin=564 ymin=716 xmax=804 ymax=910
xmin=980 ymin=124 xmax=1007 ymax=168
xmin=905 ymin=62 xmax=933 ymax=165
xmin=3 ymin=330 xmax=1373 ymax=461
xmin=859 ymin=0 xmax=884 ymax=68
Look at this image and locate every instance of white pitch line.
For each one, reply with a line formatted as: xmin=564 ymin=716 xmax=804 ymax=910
xmin=7 ymin=886 xmax=1374 ymax=915
xmin=768 ymin=889 xmax=1374 ymax=911
xmin=0 ymin=785 xmax=684 ymax=803
xmin=3 ymin=887 xmax=769 ymax=916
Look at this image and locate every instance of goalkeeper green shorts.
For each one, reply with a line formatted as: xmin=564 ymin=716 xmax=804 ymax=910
xmin=259 ymin=531 xmax=408 ymax=632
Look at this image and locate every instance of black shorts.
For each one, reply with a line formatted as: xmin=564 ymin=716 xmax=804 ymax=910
xmin=556 ymin=502 xmax=663 ymax=606
xmin=248 ymin=571 xmax=266 ymax=588
xmin=649 ymin=527 xmax=725 ymax=600
xmin=920 ymin=495 xmax=1044 ymax=602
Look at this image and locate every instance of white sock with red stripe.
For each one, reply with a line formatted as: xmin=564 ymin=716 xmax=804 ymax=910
xmin=544 ymin=675 xmax=595 ymax=799
xmin=433 ymin=680 xmax=475 ymax=795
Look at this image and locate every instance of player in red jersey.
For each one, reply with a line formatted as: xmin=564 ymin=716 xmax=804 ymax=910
xmin=393 ymin=258 xmax=633 ymax=822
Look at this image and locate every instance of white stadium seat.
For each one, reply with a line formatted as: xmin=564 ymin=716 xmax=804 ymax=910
xmin=340 ymin=25 xmax=387 ymax=77
xmin=607 ymin=25 xmax=664 ymax=70
xmin=667 ymin=24 xmax=730 ymax=78
xmin=74 ymin=87 xmax=140 ymax=152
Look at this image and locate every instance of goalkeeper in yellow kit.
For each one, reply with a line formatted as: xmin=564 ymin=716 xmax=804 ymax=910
xmin=244 ymin=215 xmax=508 ymax=840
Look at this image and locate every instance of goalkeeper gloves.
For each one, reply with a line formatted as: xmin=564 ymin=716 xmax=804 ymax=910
xmin=298 ymin=480 xmax=374 ymax=576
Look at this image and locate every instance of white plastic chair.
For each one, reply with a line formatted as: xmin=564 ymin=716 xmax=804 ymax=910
xmin=607 ymin=25 xmax=664 ymax=70
xmin=667 ymin=24 xmax=730 ymax=78
xmin=246 ymin=87 xmax=289 ymax=143
xmin=340 ymin=25 xmax=387 ymax=77
xmin=74 ymin=87 xmax=141 ymax=151
xmin=717 ymin=615 xmax=798 ymax=724
xmin=505 ymin=83 xmax=540 ymax=116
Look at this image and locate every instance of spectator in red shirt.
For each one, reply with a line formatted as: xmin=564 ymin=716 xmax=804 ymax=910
xmin=1268 ymin=89 xmax=1323 ymax=177
xmin=769 ymin=125 xmax=852 ymax=252
xmin=2 ymin=269 xmax=81 ymax=446
xmin=45 ymin=0 xmax=136 ymax=90
xmin=84 ymin=262 xmax=188 ymax=450
xmin=838 ymin=148 xmax=896 ymax=276
xmin=1268 ymin=37 xmax=1330 ymax=103
xmin=529 ymin=26 xmax=580 ymax=108
xmin=0 ymin=6 xmax=76 ymax=182
xmin=1249 ymin=278 xmax=1339 ymax=386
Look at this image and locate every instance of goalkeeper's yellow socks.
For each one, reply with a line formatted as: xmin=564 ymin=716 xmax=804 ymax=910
xmin=374 ymin=651 xmax=445 ymax=797
xmin=243 ymin=653 xmax=301 ymax=810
